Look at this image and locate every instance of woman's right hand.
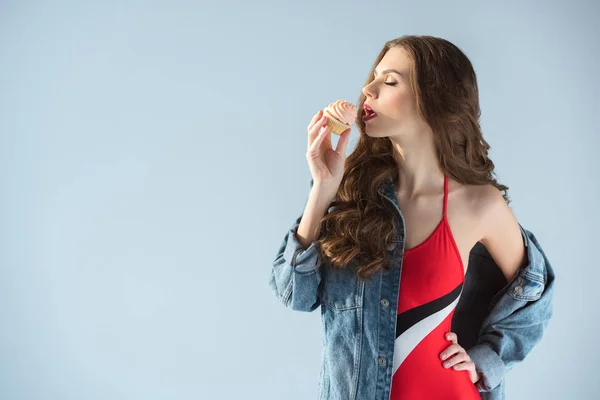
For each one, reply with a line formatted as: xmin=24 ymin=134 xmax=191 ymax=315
xmin=306 ymin=109 xmax=351 ymax=190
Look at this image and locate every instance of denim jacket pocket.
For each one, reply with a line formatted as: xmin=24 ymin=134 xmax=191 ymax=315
xmin=508 ymin=269 xmax=545 ymax=301
xmin=320 ymin=263 xmax=364 ymax=311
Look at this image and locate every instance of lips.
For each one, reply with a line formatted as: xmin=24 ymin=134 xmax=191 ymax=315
xmin=363 ymin=104 xmax=377 ymax=121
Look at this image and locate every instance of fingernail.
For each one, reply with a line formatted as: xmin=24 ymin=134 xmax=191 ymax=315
xmin=443 ymin=362 xmax=450 ymax=368
xmin=440 ymin=353 xmax=446 ymax=360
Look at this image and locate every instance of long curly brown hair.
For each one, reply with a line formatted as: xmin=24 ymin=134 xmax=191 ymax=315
xmin=314 ymin=35 xmax=510 ymax=282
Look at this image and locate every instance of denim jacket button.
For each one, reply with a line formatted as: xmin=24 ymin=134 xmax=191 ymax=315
xmin=386 ymin=242 xmax=396 ymax=251
xmin=378 ymin=357 xmax=387 ymax=367
xmin=514 ymin=285 xmax=523 ymax=294
xmin=380 ymin=298 xmax=389 ymax=308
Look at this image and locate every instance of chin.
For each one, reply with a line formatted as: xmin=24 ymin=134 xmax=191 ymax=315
xmin=364 ymin=125 xmax=389 ymax=138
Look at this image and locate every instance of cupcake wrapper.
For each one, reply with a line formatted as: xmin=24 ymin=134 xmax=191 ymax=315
xmin=323 ymin=113 xmax=351 ymax=135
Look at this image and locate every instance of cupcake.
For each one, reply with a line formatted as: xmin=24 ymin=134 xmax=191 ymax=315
xmin=323 ymin=99 xmax=357 ymax=135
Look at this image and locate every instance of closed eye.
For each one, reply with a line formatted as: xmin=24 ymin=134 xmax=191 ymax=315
xmin=385 ymin=82 xmax=397 ymax=86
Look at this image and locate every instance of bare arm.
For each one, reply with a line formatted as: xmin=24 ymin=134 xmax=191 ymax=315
xmin=295 ymin=186 xmax=336 ymax=249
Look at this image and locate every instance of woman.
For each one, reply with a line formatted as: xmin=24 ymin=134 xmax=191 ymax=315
xmin=269 ymin=35 xmax=554 ymax=400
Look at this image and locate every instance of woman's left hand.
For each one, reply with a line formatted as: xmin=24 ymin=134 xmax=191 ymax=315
xmin=439 ymin=332 xmax=482 ymax=385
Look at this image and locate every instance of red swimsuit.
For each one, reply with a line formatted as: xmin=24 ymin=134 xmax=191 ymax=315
xmin=390 ymin=174 xmax=480 ymax=399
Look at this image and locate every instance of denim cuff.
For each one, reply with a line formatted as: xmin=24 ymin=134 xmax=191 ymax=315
xmin=282 ymin=226 xmax=321 ymax=274
xmin=467 ymin=344 xmax=505 ymax=392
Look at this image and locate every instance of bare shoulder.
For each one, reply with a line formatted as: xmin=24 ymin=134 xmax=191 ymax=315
xmin=446 ymin=180 xmax=522 ymax=277
xmin=461 ymin=183 xmax=525 ymax=281
xmin=471 ymin=183 xmax=506 ymax=215
xmin=450 ymin=180 xmax=502 ymax=214
xmin=451 ymin=181 xmax=506 ymax=233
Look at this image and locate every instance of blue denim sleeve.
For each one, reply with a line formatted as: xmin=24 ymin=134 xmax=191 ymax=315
xmin=467 ymin=227 xmax=556 ymax=393
xmin=268 ymin=212 xmax=323 ymax=312
xmin=268 ymin=178 xmax=324 ymax=312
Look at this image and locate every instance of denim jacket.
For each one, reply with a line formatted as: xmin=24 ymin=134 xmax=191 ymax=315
xmin=268 ymin=178 xmax=555 ymax=400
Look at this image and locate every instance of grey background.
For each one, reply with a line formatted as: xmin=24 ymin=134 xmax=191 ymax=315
xmin=1 ymin=0 xmax=597 ymax=399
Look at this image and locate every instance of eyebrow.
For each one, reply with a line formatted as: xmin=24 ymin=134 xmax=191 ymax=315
xmin=373 ymin=68 xmax=403 ymax=77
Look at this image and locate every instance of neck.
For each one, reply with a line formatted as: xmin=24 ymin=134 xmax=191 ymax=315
xmin=391 ymin=136 xmax=444 ymax=200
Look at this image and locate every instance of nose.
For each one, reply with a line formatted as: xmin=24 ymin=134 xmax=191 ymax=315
xmin=362 ymin=80 xmax=377 ymax=99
